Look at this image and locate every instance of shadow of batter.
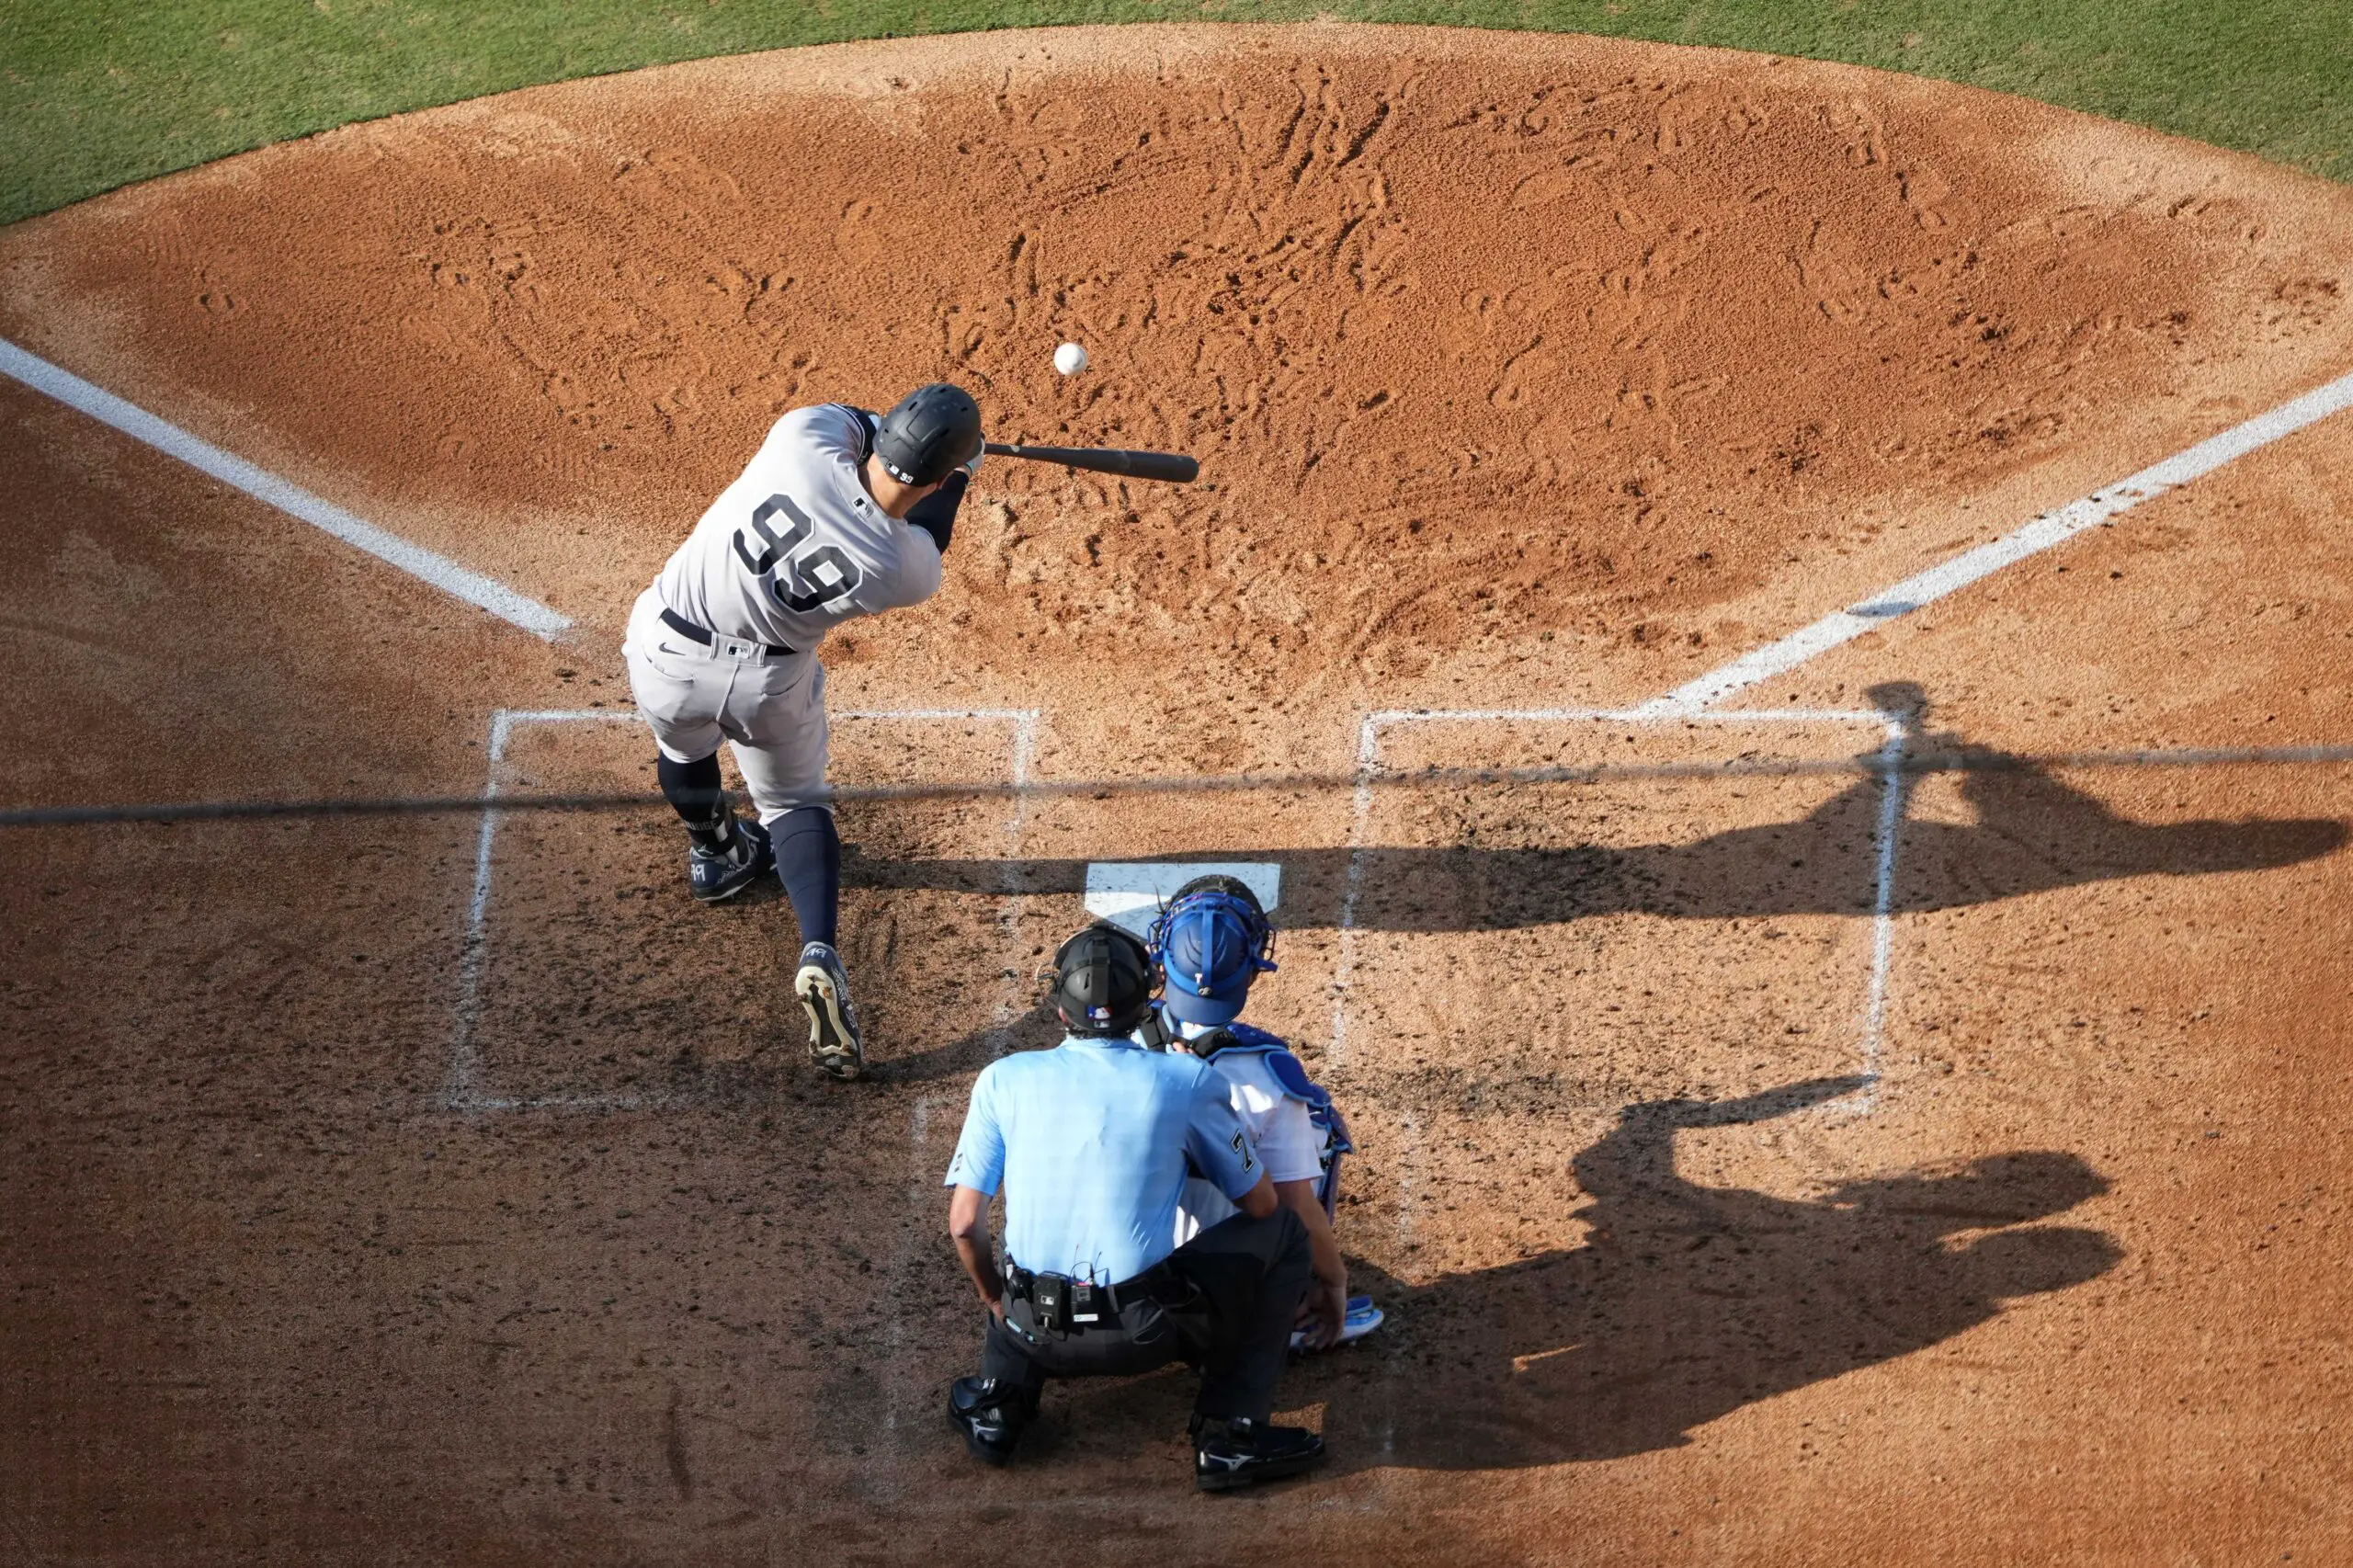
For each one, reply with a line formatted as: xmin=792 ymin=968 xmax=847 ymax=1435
xmin=847 ymin=687 xmax=2342 ymax=932
xmin=1296 ymin=1075 xmax=2120 ymax=1471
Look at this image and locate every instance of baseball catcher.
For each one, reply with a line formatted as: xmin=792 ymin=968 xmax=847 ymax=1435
xmin=622 ymin=383 xmax=982 ymax=1080
xmin=1145 ymin=875 xmax=1382 ymax=1351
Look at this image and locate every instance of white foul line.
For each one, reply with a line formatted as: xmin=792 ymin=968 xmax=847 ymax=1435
xmin=1641 ymin=365 xmax=2353 ymax=715
xmin=0 ymin=336 xmax=571 ymax=642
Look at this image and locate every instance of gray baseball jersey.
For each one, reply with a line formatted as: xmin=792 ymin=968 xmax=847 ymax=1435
xmin=654 ymin=403 xmax=944 ymax=651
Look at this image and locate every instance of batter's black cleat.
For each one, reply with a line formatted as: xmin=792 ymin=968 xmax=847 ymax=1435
xmin=688 ymin=816 xmax=772 ymax=903
xmin=795 ymin=941 xmax=864 ymax=1080
xmin=1192 ymin=1416 xmax=1326 ymax=1492
xmin=948 ymin=1377 xmax=1032 ymax=1466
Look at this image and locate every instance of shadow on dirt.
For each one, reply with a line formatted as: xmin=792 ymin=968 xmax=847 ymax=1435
xmin=1319 ymin=1076 xmax=2117 ymax=1469
xmin=1049 ymin=1076 xmax=2119 ymax=1471
xmin=847 ymin=687 xmax=2344 ymax=933
xmin=864 ymin=995 xmax=1063 ymax=1084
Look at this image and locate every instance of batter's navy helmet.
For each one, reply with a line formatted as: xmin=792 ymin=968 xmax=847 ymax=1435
xmin=1047 ymin=922 xmax=1157 ymax=1038
xmin=873 ymin=382 xmax=983 ymax=486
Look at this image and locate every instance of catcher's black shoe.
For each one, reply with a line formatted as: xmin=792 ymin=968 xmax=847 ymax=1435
xmin=948 ymin=1377 xmax=1033 ymax=1467
xmin=794 ymin=941 xmax=864 ymax=1080
xmin=688 ymin=816 xmax=771 ymax=903
xmin=1192 ymin=1416 xmax=1325 ymax=1492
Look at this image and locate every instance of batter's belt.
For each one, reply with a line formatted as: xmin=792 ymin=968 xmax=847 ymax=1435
xmin=659 ymin=606 xmax=797 ymax=660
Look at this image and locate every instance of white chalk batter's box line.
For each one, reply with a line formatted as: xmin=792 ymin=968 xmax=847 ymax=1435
xmin=9 ymin=332 xmax=2346 ymax=1098
xmin=455 ymin=703 xmax=1906 ymax=1114
xmin=1337 ymin=704 xmax=1907 ymax=1464
xmin=1330 ymin=707 xmax=1911 ymax=1117
xmin=446 ymin=706 xmax=1040 ymax=1113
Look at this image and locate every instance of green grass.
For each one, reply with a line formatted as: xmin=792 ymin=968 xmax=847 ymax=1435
xmin=3 ymin=0 xmax=2348 ymax=226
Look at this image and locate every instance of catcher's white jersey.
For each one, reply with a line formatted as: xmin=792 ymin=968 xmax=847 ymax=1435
xmin=654 ymin=403 xmax=944 ymax=652
xmin=1174 ymin=1048 xmax=1324 ymax=1245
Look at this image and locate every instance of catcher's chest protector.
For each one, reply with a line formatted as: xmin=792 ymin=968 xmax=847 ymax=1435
xmin=1199 ymin=1024 xmax=1355 ymax=1216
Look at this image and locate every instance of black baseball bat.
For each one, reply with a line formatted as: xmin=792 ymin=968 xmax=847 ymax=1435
xmin=983 ymin=441 xmax=1199 ymax=483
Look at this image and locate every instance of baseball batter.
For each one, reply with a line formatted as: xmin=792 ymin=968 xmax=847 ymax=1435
xmin=623 ymin=383 xmax=983 ymax=1081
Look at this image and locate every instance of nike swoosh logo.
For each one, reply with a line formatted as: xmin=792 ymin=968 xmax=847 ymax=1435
xmin=658 ymin=642 xmax=683 ymax=654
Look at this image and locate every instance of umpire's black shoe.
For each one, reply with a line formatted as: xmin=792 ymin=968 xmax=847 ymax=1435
xmin=688 ymin=816 xmax=771 ymax=903
xmin=948 ymin=1377 xmax=1032 ymax=1467
xmin=1192 ymin=1416 xmax=1326 ymax=1492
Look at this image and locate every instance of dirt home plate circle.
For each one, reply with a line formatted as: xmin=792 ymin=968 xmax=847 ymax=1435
xmin=4 ymin=18 xmax=2353 ymax=1566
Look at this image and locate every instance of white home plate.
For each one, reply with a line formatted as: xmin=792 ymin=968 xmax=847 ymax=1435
xmin=1083 ymin=862 xmax=1282 ymax=937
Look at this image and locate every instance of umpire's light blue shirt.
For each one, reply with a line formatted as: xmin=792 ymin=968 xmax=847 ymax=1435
xmin=946 ymin=1035 xmax=1260 ymax=1284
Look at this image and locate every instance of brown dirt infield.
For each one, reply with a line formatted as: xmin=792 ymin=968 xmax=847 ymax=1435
xmin=5 ymin=22 xmax=2353 ymax=1565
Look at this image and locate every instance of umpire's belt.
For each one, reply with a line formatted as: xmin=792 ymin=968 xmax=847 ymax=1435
xmin=659 ymin=607 xmax=797 ymax=660
xmin=1005 ymin=1263 xmax=1179 ymax=1332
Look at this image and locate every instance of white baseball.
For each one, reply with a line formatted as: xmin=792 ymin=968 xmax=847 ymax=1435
xmin=1053 ymin=341 xmax=1089 ymax=376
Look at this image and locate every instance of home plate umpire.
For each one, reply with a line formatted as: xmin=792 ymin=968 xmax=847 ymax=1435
xmin=941 ymin=922 xmax=1327 ymax=1490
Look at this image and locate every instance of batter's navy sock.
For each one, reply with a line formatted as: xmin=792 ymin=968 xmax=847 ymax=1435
xmin=775 ymin=807 xmax=841 ymax=949
xmin=656 ymin=754 xmax=732 ymax=849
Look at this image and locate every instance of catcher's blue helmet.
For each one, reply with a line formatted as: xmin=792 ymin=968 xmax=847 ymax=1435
xmin=1148 ymin=874 xmax=1277 ymax=1028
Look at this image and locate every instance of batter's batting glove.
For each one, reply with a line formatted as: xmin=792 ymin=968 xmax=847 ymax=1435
xmin=959 ymin=448 xmax=983 ymax=481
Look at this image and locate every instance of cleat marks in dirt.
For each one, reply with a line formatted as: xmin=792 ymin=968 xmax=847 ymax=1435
xmin=24 ymin=25 xmax=2353 ymax=696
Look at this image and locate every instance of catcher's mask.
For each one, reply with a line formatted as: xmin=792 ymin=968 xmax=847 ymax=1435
xmin=1148 ymin=874 xmax=1278 ymax=1028
xmin=1044 ymin=922 xmax=1157 ymax=1038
